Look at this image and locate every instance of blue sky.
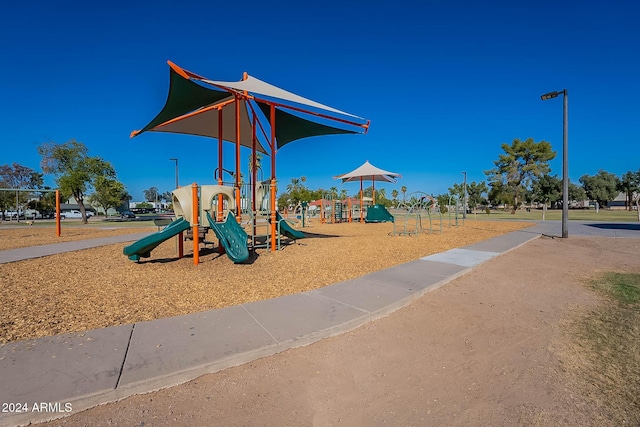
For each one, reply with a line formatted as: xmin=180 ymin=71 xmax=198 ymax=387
xmin=1 ymin=0 xmax=638 ymax=201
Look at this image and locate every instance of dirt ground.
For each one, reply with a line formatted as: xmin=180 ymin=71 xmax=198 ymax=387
xmin=36 ymin=236 xmax=640 ymax=426
xmin=0 ymin=219 xmax=530 ymax=343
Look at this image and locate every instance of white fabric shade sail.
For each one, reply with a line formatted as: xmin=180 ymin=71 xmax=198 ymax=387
xmin=335 ymin=161 xmax=401 ymax=183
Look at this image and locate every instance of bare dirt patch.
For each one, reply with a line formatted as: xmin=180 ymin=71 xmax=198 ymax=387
xmin=38 ymin=236 xmax=640 ymax=426
xmin=0 ymin=220 xmax=531 ymax=343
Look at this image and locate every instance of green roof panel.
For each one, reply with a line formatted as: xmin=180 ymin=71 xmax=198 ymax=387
xmin=138 ymin=68 xmax=232 ymax=135
xmin=257 ymin=102 xmax=358 ymax=149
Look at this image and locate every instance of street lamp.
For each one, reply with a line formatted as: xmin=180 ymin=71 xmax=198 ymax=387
xmin=461 ymin=171 xmax=467 ymax=219
xmin=169 ymin=158 xmax=179 ymax=189
xmin=541 ymin=89 xmax=568 ymax=238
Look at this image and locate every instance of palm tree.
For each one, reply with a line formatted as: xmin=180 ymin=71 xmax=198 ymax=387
xmin=401 ymin=186 xmax=407 ymax=202
xmin=248 ymin=152 xmax=263 ymax=180
xmin=329 ymin=186 xmax=339 ymax=198
xmin=392 ymin=189 xmax=399 ymax=206
xmin=286 ymin=178 xmax=301 ymax=193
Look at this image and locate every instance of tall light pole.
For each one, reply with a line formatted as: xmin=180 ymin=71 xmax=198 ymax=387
xmin=541 ymin=89 xmax=568 ymax=238
xmin=461 ymin=171 xmax=467 ymax=219
xmin=169 ymin=158 xmax=179 ymax=189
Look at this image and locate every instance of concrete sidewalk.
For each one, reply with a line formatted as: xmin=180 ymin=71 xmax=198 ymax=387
xmin=1 ymin=221 xmax=639 ymax=427
xmin=0 ymin=232 xmax=152 ymax=264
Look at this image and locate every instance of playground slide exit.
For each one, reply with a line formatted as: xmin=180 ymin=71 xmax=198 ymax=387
xmin=123 ymin=217 xmax=191 ymax=261
xmin=273 ymin=212 xmax=306 ymax=240
xmin=205 ymin=212 xmax=249 ymax=263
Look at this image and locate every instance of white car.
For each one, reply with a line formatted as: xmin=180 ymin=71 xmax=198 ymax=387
xmin=57 ymin=210 xmax=93 ymax=219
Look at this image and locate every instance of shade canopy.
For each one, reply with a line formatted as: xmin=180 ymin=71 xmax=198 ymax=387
xmin=131 ymin=61 xmax=369 ymax=151
xmin=335 ymin=161 xmax=402 ymax=183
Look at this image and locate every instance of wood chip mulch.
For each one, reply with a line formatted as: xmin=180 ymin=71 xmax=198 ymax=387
xmin=0 ymin=220 xmax=533 ymax=344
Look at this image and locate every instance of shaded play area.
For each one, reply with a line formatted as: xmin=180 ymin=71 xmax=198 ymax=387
xmin=126 ymin=61 xmax=370 ymax=264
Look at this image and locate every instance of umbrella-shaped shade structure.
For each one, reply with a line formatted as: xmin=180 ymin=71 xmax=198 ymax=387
xmin=131 ymin=61 xmax=370 ymax=251
xmin=335 ymin=161 xmax=401 ymax=223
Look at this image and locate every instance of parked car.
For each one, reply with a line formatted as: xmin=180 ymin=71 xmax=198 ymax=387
xmin=120 ymin=211 xmax=136 ymax=219
xmin=56 ymin=210 xmax=94 ymax=219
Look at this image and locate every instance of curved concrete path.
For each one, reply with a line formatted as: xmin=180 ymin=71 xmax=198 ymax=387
xmin=1 ymin=221 xmax=639 ymax=426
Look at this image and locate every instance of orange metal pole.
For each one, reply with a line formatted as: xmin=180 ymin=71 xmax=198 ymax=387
xmin=217 ymin=107 xmax=225 ymax=255
xmin=270 ymin=104 xmax=277 ymax=252
xmin=217 ymin=107 xmax=224 ymax=222
xmin=192 ymin=183 xmax=199 ymax=266
xmin=372 ymin=180 xmax=376 ymax=205
xmin=235 ymin=96 xmax=242 ymax=222
xmin=331 ymin=199 xmax=335 ymax=224
xmin=55 ymin=189 xmax=61 ymax=237
xmin=360 ymin=178 xmax=364 ymax=223
xmin=251 ymin=111 xmax=257 ymax=239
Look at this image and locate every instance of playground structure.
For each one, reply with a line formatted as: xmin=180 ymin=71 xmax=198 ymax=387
xmin=129 ymin=61 xmax=369 ymax=260
xmin=335 ymin=161 xmax=401 ymax=223
xmin=318 ymin=194 xmax=361 ymax=224
xmin=392 ymin=192 xmax=442 ymax=236
xmin=124 ymin=182 xmax=310 ymax=263
xmin=447 ymin=194 xmax=465 ymax=228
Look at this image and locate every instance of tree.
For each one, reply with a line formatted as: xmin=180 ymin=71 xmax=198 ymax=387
xmin=435 ymin=193 xmax=449 ymax=213
xmin=363 ymin=186 xmax=392 ymax=207
xmin=466 ymin=181 xmax=488 ymax=214
xmin=401 ymin=185 xmax=407 ymax=202
xmin=391 ymin=189 xmax=399 ymax=206
xmin=487 ymin=181 xmax=513 ymax=209
xmin=329 ymin=186 xmax=339 ymax=198
xmin=38 ymin=140 xmax=116 ymax=224
xmin=579 ymin=170 xmax=619 ymax=208
xmin=484 ymin=138 xmax=556 ymax=212
xmin=0 ymin=163 xmax=44 ymax=220
xmin=567 ymin=182 xmax=587 ymax=206
xmin=88 ymin=176 xmax=127 ymax=217
xmin=248 ymin=152 xmax=263 ymax=181
xmin=143 ymin=187 xmax=159 ymax=203
xmin=532 ymin=174 xmax=561 ymax=219
xmin=448 ymin=183 xmax=464 ymax=199
xmin=618 ymin=170 xmax=640 ymax=211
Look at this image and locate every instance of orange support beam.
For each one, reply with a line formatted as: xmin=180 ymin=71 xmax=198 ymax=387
xmin=235 ymin=96 xmax=242 ymax=222
xmin=270 ymin=104 xmax=277 ymax=252
xmin=360 ymin=177 xmax=364 ymax=223
xmin=192 ymin=183 xmax=199 ymax=266
xmin=55 ymin=189 xmax=61 ymax=237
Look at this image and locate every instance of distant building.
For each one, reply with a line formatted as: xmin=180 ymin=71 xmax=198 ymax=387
xmin=608 ymin=192 xmax=638 ymax=210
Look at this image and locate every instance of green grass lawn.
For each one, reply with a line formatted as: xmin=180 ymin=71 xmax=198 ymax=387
xmin=387 ymin=208 xmax=639 ymax=223
xmin=465 ymin=208 xmax=639 ymax=222
xmin=574 ymin=272 xmax=640 ymax=424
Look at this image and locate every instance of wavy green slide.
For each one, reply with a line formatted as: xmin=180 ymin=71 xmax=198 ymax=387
xmin=123 ymin=217 xmax=191 ymax=261
xmin=205 ymin=211 xmax=249 ymax=263
xmin=365 ymin=204 xmax=394 ymax=223
xmin=272 ymin=212 xmax=306 ymax=240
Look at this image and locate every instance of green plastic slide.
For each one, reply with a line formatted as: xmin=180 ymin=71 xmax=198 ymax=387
xmin=365 ymin=204 xmax=395 ymax=223
xmin=123 ymin=217 xmax=191 ymax=261
xmin=271 ymin=212 xmax=306 ymax=240
xmin=205 ymin=212 xmax=249 ymax=263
